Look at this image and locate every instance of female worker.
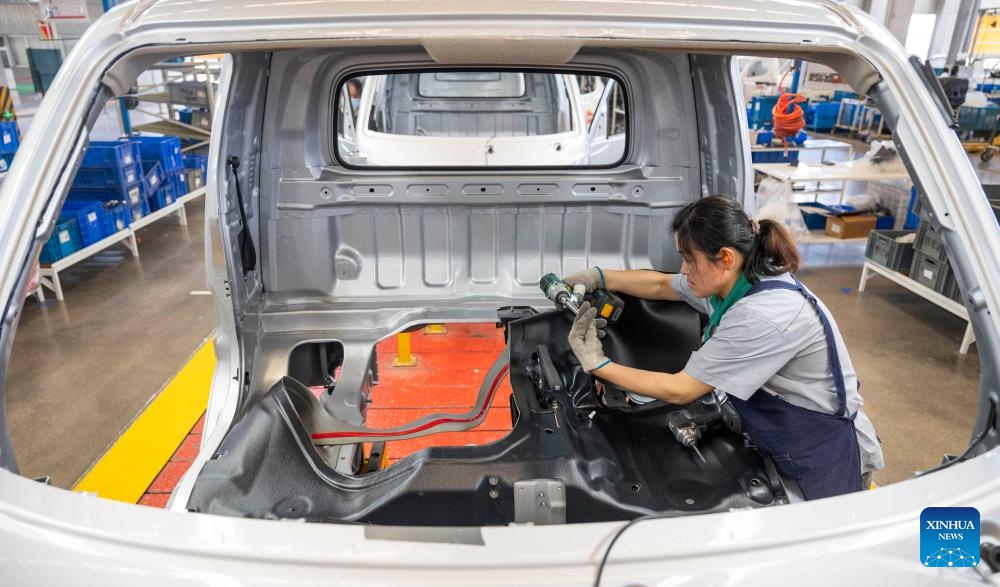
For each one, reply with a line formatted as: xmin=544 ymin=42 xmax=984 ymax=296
xmin=565 ymin=196 xmax=883 ymax=500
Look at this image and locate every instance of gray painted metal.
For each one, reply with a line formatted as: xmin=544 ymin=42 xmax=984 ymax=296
xmin=0 ymin=0 xmax=998 ymax=582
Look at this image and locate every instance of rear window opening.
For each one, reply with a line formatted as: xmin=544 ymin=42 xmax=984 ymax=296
xmin=335 ymin=69 xmax=628 ymax=168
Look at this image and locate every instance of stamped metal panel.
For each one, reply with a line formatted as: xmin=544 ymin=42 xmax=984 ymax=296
xmin=259 ymin=47 xmax=704 ymax=307
xmin=266 ymin=204 xmax=681 ymax=304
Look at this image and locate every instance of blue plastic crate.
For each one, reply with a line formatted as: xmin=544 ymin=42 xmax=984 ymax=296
xmin=799 ymin=203 xmax=833 ymax=230
xmin=811 ymin=101 xmax=841 ymax=116
xmin=875 ymin=215 xmax=895 ymax=230
xmin=68 ymin=180 xmax=145 ymax=206
xmin=0 ymin=153 xmax=12 ymax=172
xmin=142 ymin=161 xmax=166 ymax=195
xmin=151 ymin=183 xmax=177 ymax=211
xmin=754 ymin=129 xmax=806 ymax=147
xmin=808 ymin=113 xmax=839 ymax=132
xmin=751 ymin=150 xmax=800 ymax=164
xmin=59 ymin=200 xmax=109 ymax=246
xmin=82 ymin=140 xmax=141 ymax=169
xmin=129 ymin=198 xmax=151 ymax=224
xmin=131 ymin=136 xmax=182 ymax=172
xmin=0 ymin=121 xmax=19 ymax=155
xmin=832 ymin=90 xmax=860 ymax=101
xmin=748 ymin=95 xmax=780 ymax=128
xmin=807 ymin=101 xmax=841 ymax=132
xmin=40 ymin=218 xmax=83 ymax=264
xmin=168 ymin=171 xmax=188 ymax=196
xmin=178 ymin=108 xmax=193 ymax=124
xmin=798 ymin=202 xmax=855 ymax=230
xmin=958 ymin=105 xmax=999 ymax=133
xmin=182 ymin=153 xmax=208 ymax=175
xmin=107 ymin=202 xmax=133 ymax=232
xmin=72 ymin=163 xmax=141 ymax=192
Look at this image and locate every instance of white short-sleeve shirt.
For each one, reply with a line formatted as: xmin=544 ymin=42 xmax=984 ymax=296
xmin=671 ymin=272 xmax=884 ymax=473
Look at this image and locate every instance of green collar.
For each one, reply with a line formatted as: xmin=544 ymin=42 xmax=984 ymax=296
xmin=704 ymin=274 xmax=754 ymax=342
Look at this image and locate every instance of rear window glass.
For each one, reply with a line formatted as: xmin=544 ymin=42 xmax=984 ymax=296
xmin=335 ymin=70 xmax=628 ymax=168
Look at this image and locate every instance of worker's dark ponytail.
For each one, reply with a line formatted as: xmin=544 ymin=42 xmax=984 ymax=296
xmin=671 ymin=196 xmax=799 ymax=283
xmin=745 ymin=218 xmax=800 ymax=281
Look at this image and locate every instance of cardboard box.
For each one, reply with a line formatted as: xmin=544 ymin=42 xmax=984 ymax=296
xmin=825 ymin=213 xmax=877 ymax=239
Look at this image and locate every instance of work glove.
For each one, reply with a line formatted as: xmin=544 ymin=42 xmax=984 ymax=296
xmin=568 ymin=302 xmax=611 ymax=373
xmin=554 ymin=284 xmax=608 ymax=337
xmin=563 ymin=267 xmax=606 ymax=293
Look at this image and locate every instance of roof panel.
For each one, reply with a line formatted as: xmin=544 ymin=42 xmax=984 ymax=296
xmin=124 ymin=0 xmax=853 ymax=35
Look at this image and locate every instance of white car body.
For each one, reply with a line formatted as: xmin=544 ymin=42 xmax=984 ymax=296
xmin=343 ymin=73 xmax=590 ymax=166
xmin=0 ymin=1 xmax=998 ymax=585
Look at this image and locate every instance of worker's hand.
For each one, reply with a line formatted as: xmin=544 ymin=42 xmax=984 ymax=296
xmin=563 ymin=267 xmax=605 ymax=293
xmin=567 ymin=284 xmax=606 ymax=337
xmin=568 ymin=302 xmax=611 ymax=373
xmin=594 ymin=315 xmax=608 ymax=339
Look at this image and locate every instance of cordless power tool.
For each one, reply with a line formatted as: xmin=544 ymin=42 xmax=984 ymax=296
xmin=539 ymin=273 xmax=625 ymax=323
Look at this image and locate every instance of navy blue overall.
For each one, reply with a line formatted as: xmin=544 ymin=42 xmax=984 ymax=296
xmin=723 ymin=277 xmax=862 ymax=500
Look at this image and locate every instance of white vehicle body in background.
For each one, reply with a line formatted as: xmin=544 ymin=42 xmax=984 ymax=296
xmin=0 ymin=1 xmax=998 ymax=584
xmin=585 ymin=78 xmax=627 ymax=166
xmin=344 ymin=73 xmax=590 ymax=166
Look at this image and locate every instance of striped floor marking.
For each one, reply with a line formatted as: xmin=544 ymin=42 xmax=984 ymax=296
xmin=73 ymin=339 xmax=215 ymax=503
xmin=0 ymin=86 xmax=14 ymax=119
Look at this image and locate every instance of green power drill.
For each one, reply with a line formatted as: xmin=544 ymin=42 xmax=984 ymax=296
xmin=539 ymin=273 xmax=625 ymax=323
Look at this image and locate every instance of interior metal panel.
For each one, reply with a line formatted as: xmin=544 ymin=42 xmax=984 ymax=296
xmin=268 ymin=205 xmax=678 ymax=303
xmin=420 ymin=209 xmax=452 ymax=286
xmin=469 ymin=211 xmax=498 ymax=283
xmin=373 ymin=208 xmax=405 ymax=289
xmin=513 ymin=208 xmax=544 ymax=286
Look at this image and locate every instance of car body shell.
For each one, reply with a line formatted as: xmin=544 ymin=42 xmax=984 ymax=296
xmin=341 ymin=72 xmax=591 ymax=166
xmin=0 ymin=0 xmax=998 ymax=584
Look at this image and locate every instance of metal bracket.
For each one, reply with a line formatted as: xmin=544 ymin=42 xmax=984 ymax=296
xmin=514 ymin=479 xmax=566 ymax=525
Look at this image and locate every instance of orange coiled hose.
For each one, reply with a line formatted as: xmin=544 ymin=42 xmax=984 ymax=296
xmin=771 ymin=93 xmax=808 ymax=140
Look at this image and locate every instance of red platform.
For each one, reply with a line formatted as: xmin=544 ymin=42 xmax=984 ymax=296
xmin=140 ymin=323 xmax=513 ymax=506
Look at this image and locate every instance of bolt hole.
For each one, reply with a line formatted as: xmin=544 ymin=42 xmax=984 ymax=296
xmin=544 ymin=428 xmax=554 ymax=434
xmin=425 ymin=188 xmax=430 ymax=192
xmin=684 ymin=498 xmax=695 ymax=505
xmin=590 ymin=186 xmax=596 ymax=192
xmin=481 ymin=187 xmax=486 ymax=192
xmin=630 ymin=483 xmax=641 ymax=493
xmin=750 ymin=478 xmax=762 ymax=487
xmin=368 ymin=188 xmax=374 ymax=193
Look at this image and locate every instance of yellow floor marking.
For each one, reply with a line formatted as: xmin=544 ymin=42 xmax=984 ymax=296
xmin=73 ymin=339 xmax=215 ymax=503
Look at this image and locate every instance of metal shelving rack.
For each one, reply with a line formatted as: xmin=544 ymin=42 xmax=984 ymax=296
xmin=38 ymin=188 xmax=206 ymax=301
xmin=128 ymin=59 xmax=220 ymax=152
xmin=833 ymin=98 xmax=888 ymax=141
xmin=858 ymin=260 xmax=975 ymax=354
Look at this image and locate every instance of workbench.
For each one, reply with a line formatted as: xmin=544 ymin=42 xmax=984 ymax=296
xmin=753 ymin=161 xmax=910 ymax=205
